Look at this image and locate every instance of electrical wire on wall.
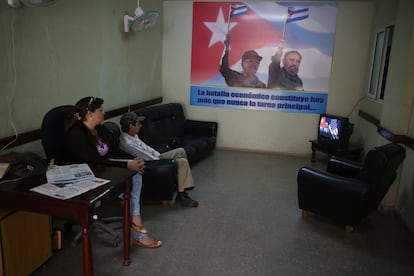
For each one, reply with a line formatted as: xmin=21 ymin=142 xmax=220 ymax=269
xmin=1 ymin=8 xmax=19 ymax=152
xmin=346 ymin=96 xmax=368 ymax=118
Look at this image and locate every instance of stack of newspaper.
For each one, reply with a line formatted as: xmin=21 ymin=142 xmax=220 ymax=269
xmin=30 ymin=163 xmax=110 ymax=200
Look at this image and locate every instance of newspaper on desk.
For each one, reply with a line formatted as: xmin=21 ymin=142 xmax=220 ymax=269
xmin=30 ymin=163 xmax=110 ymax=200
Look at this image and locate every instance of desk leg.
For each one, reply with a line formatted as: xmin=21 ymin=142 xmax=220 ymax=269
xmin=82 ymin=226 xmax=93 ymax=276
xmin=123 ymin=176 xmax=131 ymax=266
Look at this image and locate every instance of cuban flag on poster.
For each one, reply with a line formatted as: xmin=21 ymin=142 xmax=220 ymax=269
xmin=286 ymin=7 xmax=309 ymax=23
xmin=230 ymin=4 xmax=248 ymax=18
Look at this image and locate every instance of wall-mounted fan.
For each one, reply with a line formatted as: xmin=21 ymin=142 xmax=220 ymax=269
xmin=124 ymin=0 xmax=159 ymax=32
xmin=7 ymin=0 xmax=59 ymax=7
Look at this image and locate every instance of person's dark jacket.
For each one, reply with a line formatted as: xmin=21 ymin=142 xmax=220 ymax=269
xmin=268 ymin=56 xmax=303 ymax=90
xmin=219 ymin=51 xmax=266 ymax=88
xmin=65 ymin=122 xmax=133 ymax=168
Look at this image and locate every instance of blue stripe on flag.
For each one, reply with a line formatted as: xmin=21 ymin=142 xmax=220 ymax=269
xmin=292 ymin=7 xmax=309 ymax=14
xmin=287 ymin=7 xmax=309 ymax=23
xmin=287 ymin=14 xmax=309 ymax=23
xmin=230 ymin=4 xmax=248 ymax=18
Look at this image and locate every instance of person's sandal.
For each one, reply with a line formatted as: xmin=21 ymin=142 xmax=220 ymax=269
xmin=131 ymin=222 xmax=147 ymax=234
xmin=133 ymin=239 xmax=162 ymax=248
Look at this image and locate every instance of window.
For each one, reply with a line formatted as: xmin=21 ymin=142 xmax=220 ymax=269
xmin=368 ymin=25 xmax=394 ymax=100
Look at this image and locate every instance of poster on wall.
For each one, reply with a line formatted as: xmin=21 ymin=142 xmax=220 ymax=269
xmin=190 ymin=1 xmax=337 ymax=114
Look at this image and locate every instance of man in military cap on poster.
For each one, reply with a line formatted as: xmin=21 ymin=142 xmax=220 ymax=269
xmin=219 ymin=34 xmax=266 ymax=88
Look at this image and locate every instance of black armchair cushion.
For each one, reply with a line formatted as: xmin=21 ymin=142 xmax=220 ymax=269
xmin=142 ymin=159 xmax=177 ymax=200
xmin=136 ymin=104 xmax=187 ymax=143
xmin=327 ymin=156 xmax=363 ymax=178
xmin=41 ymin=105 xmax=74 ymax=164
xmin=184 ymin=119 xmax=218 ymax=137
xmin=297 ymin=143 xmax=406 ymax=228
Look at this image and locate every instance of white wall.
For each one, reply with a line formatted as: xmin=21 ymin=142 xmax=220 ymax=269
xmin=162 ymin=1 xmax=374 ymax=156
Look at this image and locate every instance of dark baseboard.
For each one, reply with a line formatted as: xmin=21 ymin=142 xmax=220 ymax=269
xmin=0 ymin=97 xmax=162 ymax=150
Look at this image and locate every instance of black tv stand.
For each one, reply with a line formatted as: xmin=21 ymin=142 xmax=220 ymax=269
xmin=309 ymin=140 xmax=362 ymax=163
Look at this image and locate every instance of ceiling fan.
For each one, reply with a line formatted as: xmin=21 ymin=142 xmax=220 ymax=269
xmin=7 ymin=0 xmax=59 ymax=8
xmin=124 ymin=0 xmax=160 ymax=32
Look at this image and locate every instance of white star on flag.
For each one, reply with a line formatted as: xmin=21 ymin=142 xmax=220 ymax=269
xmin=204 ymin=7 xmax=237 ymax=48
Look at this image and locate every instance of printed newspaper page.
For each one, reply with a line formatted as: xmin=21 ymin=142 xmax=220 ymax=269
xmin=31 ymin=164 xmax=110 ymax=200
xmin=46 ymin=163 xmax=95 ymax=184
xmin=31 ymin=177 xmax=110 ymax=200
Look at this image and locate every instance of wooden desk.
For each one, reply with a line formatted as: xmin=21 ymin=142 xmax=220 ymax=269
xmin=309 ymin=140 xmax=363 ymax=163
xmin=0 ymin=165 xmax=135 ymax=276
xmin=0 ymin=209 xmax=51 ymax=276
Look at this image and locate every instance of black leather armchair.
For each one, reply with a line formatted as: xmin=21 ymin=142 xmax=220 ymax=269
xmin=103 ymin=122 xmax=178 ymax=204
xmin=297 ymin=143 xmax=406 ymax=232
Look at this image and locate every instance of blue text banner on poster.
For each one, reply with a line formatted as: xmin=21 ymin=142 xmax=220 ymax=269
xmin=190 ymin=85 xmax=327 ymax=114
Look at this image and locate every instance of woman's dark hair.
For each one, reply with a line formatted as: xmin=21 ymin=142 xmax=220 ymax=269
xmin=65 ymin=96 xmax=104 ymax=131
xmin=64 ymin=96 xmax=112 ymax=146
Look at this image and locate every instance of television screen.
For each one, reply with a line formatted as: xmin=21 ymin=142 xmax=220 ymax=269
xmin=319 ymin=115 xmax=341 ymax=140
xmin=317 ymin=114 xmax=352 ymax=149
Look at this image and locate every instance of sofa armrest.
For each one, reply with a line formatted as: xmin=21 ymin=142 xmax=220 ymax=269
xmin=144 ymin=159 xmax=177 ymax=171
xmin=184 ymin=120 xmax=218 ymax=137
xmin=141 ymin=159 xmax=178 ymax=201
xmin=298 ymin=166 xmax=368 ymax=197
xmin=327 ymin=156 xmax=363 ymax=178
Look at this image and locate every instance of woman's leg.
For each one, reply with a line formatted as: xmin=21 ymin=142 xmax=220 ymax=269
xmin=130 ymin=173 xmax=162 ymax=247
xmin=130 ymin=173 xmax=142 ymax=222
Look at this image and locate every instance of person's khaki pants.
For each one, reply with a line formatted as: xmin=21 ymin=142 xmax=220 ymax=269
xmin=159 ymin=148 xmax=194 ymax=191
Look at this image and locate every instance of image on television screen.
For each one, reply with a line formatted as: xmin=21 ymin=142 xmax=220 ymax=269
xmin=319 ymin=115 xmax=341 ymax=140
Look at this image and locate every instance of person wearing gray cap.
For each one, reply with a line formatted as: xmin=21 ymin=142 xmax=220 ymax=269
xmin=119 ymin=112 xmax=198 ymax=208
xmin=219 ymin=33 xmax=266 ymax=88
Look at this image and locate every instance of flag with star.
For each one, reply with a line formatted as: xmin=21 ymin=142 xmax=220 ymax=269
xmin=190 ymin=1 xmax=338 ymax=92
xmin=191 ymin=1 xmax=280 ymax=85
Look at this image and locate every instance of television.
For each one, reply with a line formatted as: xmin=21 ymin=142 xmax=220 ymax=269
xmin=317 ymin=114 xmax=353 ymax=149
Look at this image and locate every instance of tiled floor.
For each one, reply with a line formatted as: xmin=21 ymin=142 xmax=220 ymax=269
xmin=32 ymin=150 xmax=414 ymax=276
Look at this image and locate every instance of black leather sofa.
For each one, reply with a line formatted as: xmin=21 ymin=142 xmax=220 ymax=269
xmin=297 ymin=143 xmax=406 ymax=232
xmin=133 ymin=103 xmax=218 ymax=165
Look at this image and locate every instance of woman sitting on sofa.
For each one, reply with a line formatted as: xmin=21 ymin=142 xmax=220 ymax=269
xmin=64 ymin=96 xmax=161 ymax=248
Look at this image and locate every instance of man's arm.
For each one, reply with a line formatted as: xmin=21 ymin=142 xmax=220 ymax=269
xmin=267 ymin=40 xmax=285 ymax=88
xmin=219 ymin=34 xmax=238 ymax=86
xmin=219 ymin=34 xmax=231 ymax=76
xmin=119 ymin=133 xmax=157 ymax=161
